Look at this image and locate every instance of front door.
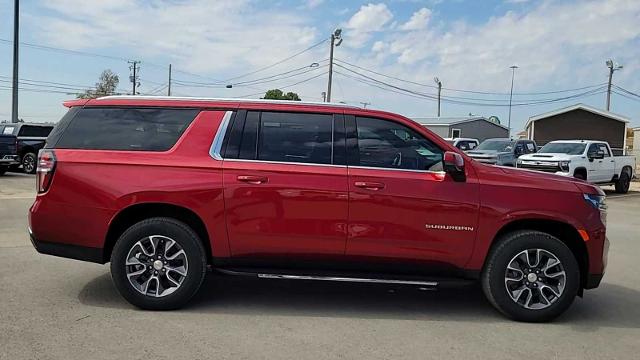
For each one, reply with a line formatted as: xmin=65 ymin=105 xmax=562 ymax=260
xmin=222 ymin=110 xmax=348 ymax=260
xmin=345 ymin=116 xmax=479 ymax=271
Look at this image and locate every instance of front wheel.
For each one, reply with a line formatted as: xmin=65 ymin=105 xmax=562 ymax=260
xmin=0 ymin=166 xmax=7 ymax=176
xmin=22 ymin=152 xmax=37 ymax=174
xmin=481 ymin=230 xmax=580 ymax=322
xmin=110 ymin=217 xmax=207 ymax=310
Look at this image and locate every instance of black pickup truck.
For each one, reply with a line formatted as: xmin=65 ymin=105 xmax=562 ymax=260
xmin=0 ymin=133 xmax=19 ymax=176
xmin=0 ymin=123 xmax=54 ymax=174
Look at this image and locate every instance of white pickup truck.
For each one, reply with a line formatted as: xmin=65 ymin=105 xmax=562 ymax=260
xmin=516 ymin=140 xmax=636 ymax=193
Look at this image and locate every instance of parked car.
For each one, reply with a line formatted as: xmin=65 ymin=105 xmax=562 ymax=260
xmin=30 ymin=96 xmax=608 ymax=322
xmin=0 ymin=123 xmax=55 ymax=174
xmin=516 ymin=140 xmax=635 ymax=193
xmin=0 ymin=133 xmax=19 ymax=175
xmin=467 ymin=138 xmax=537 ymax=166
xmin=444 ymin=137 xmax=479 ymax=151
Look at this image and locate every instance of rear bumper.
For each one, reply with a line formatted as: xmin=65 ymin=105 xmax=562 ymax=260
xmin=29 ymin=227 xmax=105 ymax=264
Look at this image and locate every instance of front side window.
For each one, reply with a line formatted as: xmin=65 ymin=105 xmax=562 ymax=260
xmin=355 ymin=117 xmax=443 ymax=171
xmin=257 ymin=112 xmax=333 ymax=165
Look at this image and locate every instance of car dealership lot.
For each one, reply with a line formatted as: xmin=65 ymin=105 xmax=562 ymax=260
xmin=1 ymin=172 xmax=640 ymax=359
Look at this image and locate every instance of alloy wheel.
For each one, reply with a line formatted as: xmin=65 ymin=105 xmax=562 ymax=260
xmin=23 ymin=154 xmax=36 ymax=173
xmin=504 ymin=249 xmax=566 ymax=310
xmin=125 ymin=235 xmax=189 ymax=297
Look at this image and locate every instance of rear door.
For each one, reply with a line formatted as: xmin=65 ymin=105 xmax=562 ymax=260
xmin=597 ymin=142 xmax=615 ymax=182
xmin=222 ymin=110 xmax=349 ymax=259
xmin=345 ymin=115 xmax=479 ymax=270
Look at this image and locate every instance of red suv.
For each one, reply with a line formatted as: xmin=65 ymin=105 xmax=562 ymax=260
xmin=29 ymin=96 xmax=608 ymax=322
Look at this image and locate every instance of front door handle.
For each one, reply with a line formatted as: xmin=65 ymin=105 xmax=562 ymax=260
xmin=354 ymin=181 xmax=385 ymax=190
xmin=237 ymin=175 xmax=268 ymax=184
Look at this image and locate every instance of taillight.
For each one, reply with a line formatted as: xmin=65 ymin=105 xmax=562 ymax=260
xmin=37 ymin=150 xmax=56 ymax=193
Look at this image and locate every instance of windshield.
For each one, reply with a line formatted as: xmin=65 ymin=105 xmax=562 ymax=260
xmin=539 ymin=143 xmax=586 ymax=155
xmin=476 ymin=140 xmax=514 ymax=152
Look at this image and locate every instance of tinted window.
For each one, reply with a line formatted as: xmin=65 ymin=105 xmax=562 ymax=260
xmin=597 ymin=143 xmax=611 ymax=157
xmin=355 ymin=117 xmax=443 ymax=171
xmin=18 ymin=125 xmax=53 ymax=137
xmin=45 ymin=107 xmax=80 ymax=149
xmin=257 ymin=112 xmax=333 ymax=164
xmin=476 ymin=140 xmax=515 ymax=152
xmin=54 ymin=107 xmax=199 ymax=151
xmin=539 ymin=142 xmax=586 ymax=155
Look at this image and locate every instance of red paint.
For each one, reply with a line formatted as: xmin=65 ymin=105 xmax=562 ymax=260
xmin=29 ymin=97 xmax=608 ymax=284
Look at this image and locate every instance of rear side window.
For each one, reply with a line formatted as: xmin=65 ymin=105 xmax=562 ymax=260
xmin=258 ymin=112 xmax=332 ymax=164
xmin=18 ymin=125 xmax=53 ymax=137
xmin=53 ymin=107 xmax=199 ymax=151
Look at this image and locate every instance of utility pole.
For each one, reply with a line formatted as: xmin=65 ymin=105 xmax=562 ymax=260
xmin=129 ymin=60 xmax=140 ymax=95
xmin=359 ymin=102 xmax=371 ymax=108
xmin=168 ymin=63 xmax=172 ymax=96
xmin=507 ymin=65 xmax=518 ymax=138
xmin=326 ymin=28 xmax=343 ymax=102
xmin=434 ymin=77 xmax=442 ymax=117
xmin=11 ymin=0 xmax=19 ymax=123
xmin=606 ymin=59 xmax=623 ymax=111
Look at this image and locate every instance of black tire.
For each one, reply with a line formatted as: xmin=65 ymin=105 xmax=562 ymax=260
xmin=110 ymin=217 xmax=207 ymax=310
xmin=615 ymin=170 xmax=631 ymax=194
xmin=0 ymin=166 xmax=6 ymax=176
xmin=481 ymin=230 xmax=580 ymax=322
xmin=22 ymin=152 xmax=37 ymax=174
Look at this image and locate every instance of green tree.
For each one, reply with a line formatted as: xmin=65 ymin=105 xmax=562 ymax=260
xmin=77 ymin=69 xmax=120 ymax=99
xmin=263 ymin=89 xmax=301 ymax=101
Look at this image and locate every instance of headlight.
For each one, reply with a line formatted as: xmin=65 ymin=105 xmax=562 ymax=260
xmin=584 ymin=193 xmax=607 ymax=224
xmin=559 ymin=160 xmax=571 ymax=172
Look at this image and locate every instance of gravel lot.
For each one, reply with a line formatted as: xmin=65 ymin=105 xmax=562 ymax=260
xmin=1 ymin=172 xmax=640 ymax=360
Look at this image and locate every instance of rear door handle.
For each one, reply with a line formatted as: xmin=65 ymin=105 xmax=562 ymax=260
xmin=354 ymin=181 xmax=385 ymax=190
xmin=237 ymin=175 xmax=268 ymax=184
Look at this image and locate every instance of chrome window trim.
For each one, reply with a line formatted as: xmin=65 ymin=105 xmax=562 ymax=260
xmin=224 ymin=158 xmax=346 ymax=168
xmin=349 ymin=165 xmax=445 ymax=175
xmin=209 ymin=111 xmax=233 ymax=160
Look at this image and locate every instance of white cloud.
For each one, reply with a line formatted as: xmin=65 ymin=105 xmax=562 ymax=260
xmin=400 ymin=8 xmax=432 ymax=31
xmin=372 ymin=41 xmax=386 ymax=52
xmin=31 ymin=0 xmax=319 ymax=74
xmin=305 ymin=0 xmax=325 ymax=9
xmin=344 ymin=3 xmax=394 ymax=47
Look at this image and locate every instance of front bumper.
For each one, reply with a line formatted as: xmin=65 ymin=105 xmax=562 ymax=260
xmin=28 ymin=227 xmax=104 ymax=263
xmin=0 ymin=155 xmax=19 ymax=166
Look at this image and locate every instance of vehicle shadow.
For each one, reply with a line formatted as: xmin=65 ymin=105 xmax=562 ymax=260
xmin=78 ymin=273 xmax=640 ymax=328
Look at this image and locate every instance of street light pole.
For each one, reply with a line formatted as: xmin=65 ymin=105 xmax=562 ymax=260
xmin=434 ymin=77 xmax=442 ymax=117
xmin=507 ymin=65 xmax=518 ymax=138
xmin=326 ymin=29 xmax=342 ymax=102
xmin=605 ymin=59 xmax=623 ymax=111
xmin=11 ymin=0 xmax=19 ymax=123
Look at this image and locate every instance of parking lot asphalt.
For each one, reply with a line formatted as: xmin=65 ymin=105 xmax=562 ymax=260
xmin=1 ymin=172 xmax=640 ymax=360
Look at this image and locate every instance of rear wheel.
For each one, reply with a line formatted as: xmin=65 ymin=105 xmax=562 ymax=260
xmin=22 ymin=152 xmax=37 ymax=174
xmin=482 ymin=230 xmax=580 ymax=322
xmin=615 ymin=170 xmax=631 ymax=194
xmin=110 ymin=217 xmax=207 ymax=310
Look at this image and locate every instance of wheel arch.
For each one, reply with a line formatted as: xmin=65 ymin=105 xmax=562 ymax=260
xmin=573 ymin=167 xmax=587 ymax=180
xmin=485 ymin=218 xmax=589 ymax=292
xmin=104 ymin=202 xmax=212 ymax=264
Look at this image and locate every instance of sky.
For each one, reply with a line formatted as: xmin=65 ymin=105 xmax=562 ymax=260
xmin=0 ymin=0 xmax=639 ymax=133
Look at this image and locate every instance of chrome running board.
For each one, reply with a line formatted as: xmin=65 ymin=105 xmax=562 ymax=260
xmin=256 ymin=273 xmax=438 ymax=287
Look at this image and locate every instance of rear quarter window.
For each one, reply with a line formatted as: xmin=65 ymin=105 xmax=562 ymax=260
xmin=53 ymin=107 xmax=200 ymax=151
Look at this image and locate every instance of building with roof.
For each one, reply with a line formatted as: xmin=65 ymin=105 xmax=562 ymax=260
xmin=411 ymin=116 xmax=509 ymax=142
xmin=525 ymin=104 xmax=630 ymax=155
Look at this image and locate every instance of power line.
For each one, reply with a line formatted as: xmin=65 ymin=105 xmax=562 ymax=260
xmin=334 ymin=58 xmax=607 ymax=96
xmin=238 ymin=71 xmax=328 ymax=98
xmin=224 ymin=38 xmax=328 ymax=82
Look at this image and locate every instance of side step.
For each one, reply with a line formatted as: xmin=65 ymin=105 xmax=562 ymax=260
xmin=215 ymin=268 xmax=439 ymax=288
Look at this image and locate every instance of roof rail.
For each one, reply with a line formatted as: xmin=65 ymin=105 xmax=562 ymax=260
xmin=95 ymin=96 xmax=361 ymax=109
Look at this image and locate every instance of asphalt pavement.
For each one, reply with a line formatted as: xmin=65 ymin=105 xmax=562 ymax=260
xmin=1 ymin=171 xmax=639 ymax=360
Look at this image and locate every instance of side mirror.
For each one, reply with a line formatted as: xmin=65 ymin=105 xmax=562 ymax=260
xmin=443 ymin=151 xmax=466 ymax=182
